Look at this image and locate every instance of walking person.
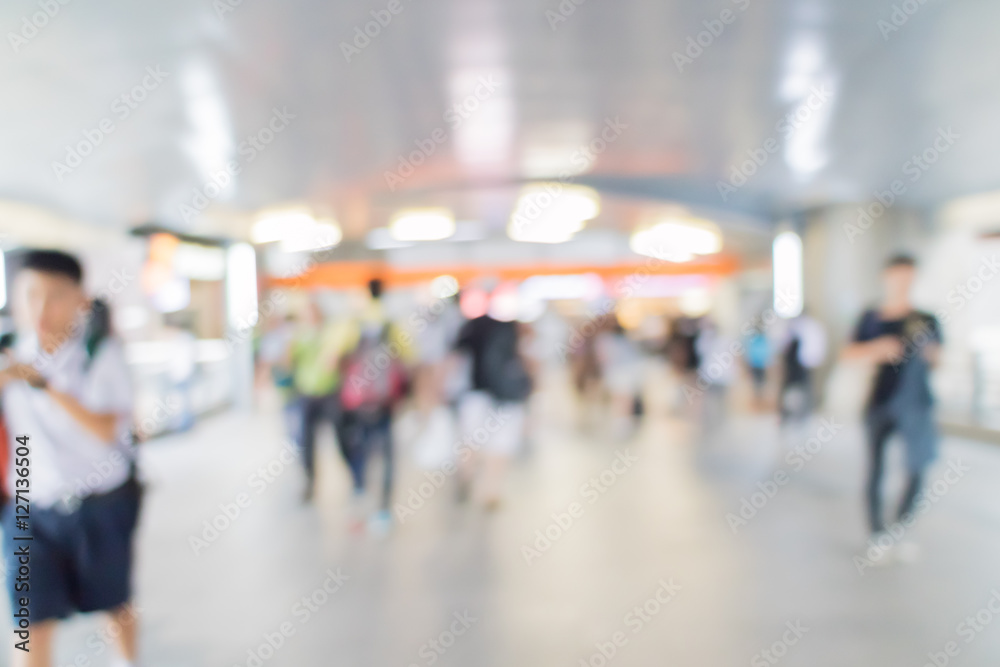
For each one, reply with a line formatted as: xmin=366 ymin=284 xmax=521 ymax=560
xmin=777 ymin=312 xmax=827 ymax=424
xmin=289 ymin=300 xmax=356 ymax=502
xmin=595 ymin=320 xmax=644 ymax=437
xmin=337 ymin=279 xmax=410 ymax=535
xmin=0 ymin=250 xmax=141 ymax=667
xmin=842 ymin=254 xmax=941 ymax=561
xmin=745 ymin=325 xmax=772 ymax=411
xmin=453 ymin=289 xmax=532 ymax=510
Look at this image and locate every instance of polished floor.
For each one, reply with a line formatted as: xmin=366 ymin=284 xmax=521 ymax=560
xmin=16 ymin=366 xmax=1000 ymax=666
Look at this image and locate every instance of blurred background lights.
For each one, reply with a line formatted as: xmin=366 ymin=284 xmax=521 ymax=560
xmin=772 ymin=230 xmax=804 ymax=318
xmin=251 ymin=208 xmax=342 ymax=253
xmin=507 ymin=184 xmax=600 ymax=243
xmin=630 ymin=219 xmax=723 ymax=261
xmin=430 ymin=274 xmax=460 ymax=299
xmin=389 ymin=208 xmax=456 ymax=241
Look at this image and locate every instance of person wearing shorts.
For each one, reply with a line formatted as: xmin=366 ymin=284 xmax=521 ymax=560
xmin=454 ymin=293 xmax=532 ymax=509
xmin=0 ymin=250 xmax=140 ymax=667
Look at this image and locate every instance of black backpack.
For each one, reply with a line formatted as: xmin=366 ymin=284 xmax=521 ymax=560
xmin=480 ymin=321 xmax=532 ymax=402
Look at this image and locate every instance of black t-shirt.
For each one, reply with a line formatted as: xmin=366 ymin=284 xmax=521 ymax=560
xmin=853 ymin=309 xmax=941 ymax=407
xmin=455 ymin=316 xmax=527 ymax=398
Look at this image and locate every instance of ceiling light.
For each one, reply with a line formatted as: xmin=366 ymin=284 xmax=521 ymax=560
xmin=251 ymin=208 xmax=342 ymax=253
xmin=280 ymin=219 xmax=343 ymax=253
xmin=251 ymin=208 xmax=316 ymax=244
xmin=630 ymin=219 xmax=722 ymax=261
xmin=507 ymin=184 xmax=600 ymax=244
xmin=389 ymin=209 xmax=456 ymax=241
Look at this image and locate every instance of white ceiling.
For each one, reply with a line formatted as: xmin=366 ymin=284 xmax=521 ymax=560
xmin=1 ymin=0 xmax=998 ymax=239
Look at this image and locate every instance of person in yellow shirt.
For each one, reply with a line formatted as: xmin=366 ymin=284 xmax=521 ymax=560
xmin=290 ymin=300 xmax=358 ymax=502
xmin=337 ymin=279 xmax=412 ymax=534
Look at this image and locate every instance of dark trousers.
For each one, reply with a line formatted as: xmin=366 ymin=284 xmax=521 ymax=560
xmin=339 ymin=408 xmax=394 ymax=510
xmin=865 ymin=407 xmax=924 ymax=533
xmin=298 ymin=394 xmax=347 ymax=492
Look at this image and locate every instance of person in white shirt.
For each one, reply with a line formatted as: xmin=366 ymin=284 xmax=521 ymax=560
xmin=0 ymin=250 xmax=140 ymax=667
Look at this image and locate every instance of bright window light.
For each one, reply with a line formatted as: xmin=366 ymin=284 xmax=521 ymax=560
xmin=773 ymin=231 xmax=804 ymax=318
xmin=630 ymin=219 xmax=722 ymax=261
xmin=507 ymin=184 xmax=600 ymax=244
xmin=226 ymin=243 xmax=258 ymax=328
xmin=389 ymin=209 xmax=455 ymax=242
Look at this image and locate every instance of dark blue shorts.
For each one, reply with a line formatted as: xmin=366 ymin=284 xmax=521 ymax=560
xmin=2 ymin=477 xmax=142 ymax=623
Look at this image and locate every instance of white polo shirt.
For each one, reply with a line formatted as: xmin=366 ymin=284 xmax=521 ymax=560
xmin=3 ymin=332 xmax=135 ymax=509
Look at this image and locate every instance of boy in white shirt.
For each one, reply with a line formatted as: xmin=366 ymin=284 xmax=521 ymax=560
xmin=0 ymin=250 xmax=140 ymax=667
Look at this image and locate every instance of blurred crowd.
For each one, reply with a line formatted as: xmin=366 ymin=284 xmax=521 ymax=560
xmin=0 ymin=250 xmax=946 ymax=665
xmin=252 ymin=275 xmax=841 ymax=535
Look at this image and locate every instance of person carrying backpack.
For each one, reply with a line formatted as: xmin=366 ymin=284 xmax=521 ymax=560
xmin=453 ymin=289 xmax=532 ymax=510
xmin=337 ymin=279 xmax=409 ymax=535
xmin=0 ymin=250 xmax=141 ymax=667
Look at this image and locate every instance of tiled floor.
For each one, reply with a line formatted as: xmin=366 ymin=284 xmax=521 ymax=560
xmin=18 ymin=369 xmax=1000 ymax=666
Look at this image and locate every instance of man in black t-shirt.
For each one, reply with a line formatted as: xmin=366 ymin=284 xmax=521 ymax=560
xmin=453 ymin=299 xmax=532 ymax=509
xmin=843 ymin=254 xmax=942 ymax=545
